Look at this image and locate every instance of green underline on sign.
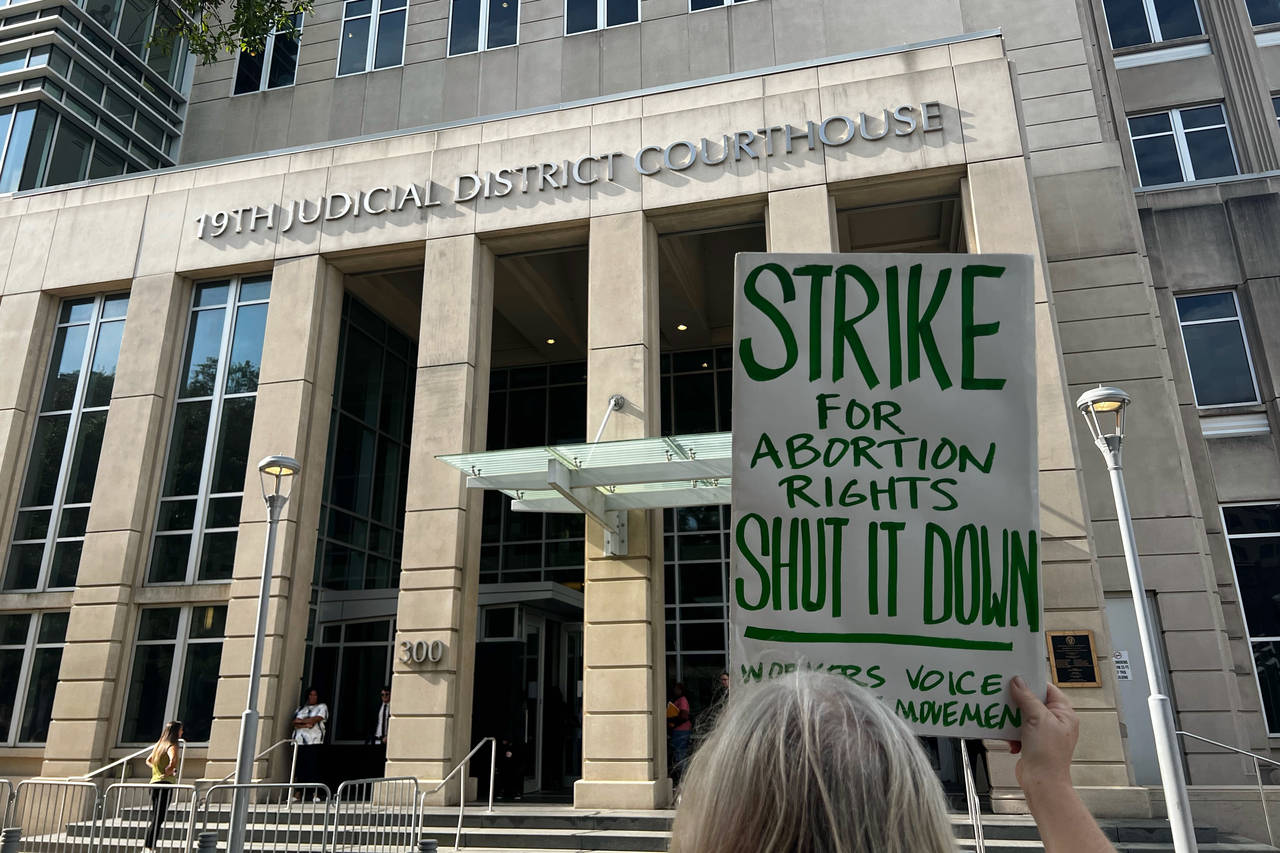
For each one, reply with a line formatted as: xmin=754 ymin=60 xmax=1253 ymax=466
xmin=743 ymin=626 xmax=1014 ymax=652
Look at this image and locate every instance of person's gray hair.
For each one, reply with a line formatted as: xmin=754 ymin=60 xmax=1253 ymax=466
xmin=670 ymin=671 xmax=955 ymax=853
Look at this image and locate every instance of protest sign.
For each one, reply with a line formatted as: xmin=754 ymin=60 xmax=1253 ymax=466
xmin=730 ymin=253 xmax=1044 ymax=739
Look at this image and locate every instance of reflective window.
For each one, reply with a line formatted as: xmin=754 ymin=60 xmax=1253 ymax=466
xmin=689 ymin=0 xmax=755 ymax=9
xmin=1128 ymin=104 xmax=1237 ymax=187
xmin=564 ymin=0 xmax=637 ymax=34
xmin=1101 ymin=0 xmax=1201 ymax=48
xmin=339 ymin=0 xmax=406 ymax=74
xmin=1224 ymin=505 xmax=1280 ymax=734
xmin=447 ymin=0 xmax=518 ymax=55
xmin=309 ymin=619 xmax=393 ymax=743
xmin=316 ymin=296 xmax=414 ymax=591
xmin=150 ymin=277 xmax=271 ymax=585
xmin=1175 ymin=291 xmax=1259 ymax=407
xmin=479 ymin=362 xmax=586 ymax=586
xmin=120 ymin=605 xmax=226 ymax=743
xmin=233 ymin=14 xmax=303 ymax=94
xmin=3 ymin=294 xmax=129 ymax=591
xmin=0 ymin=611 xmax=67 ymax=745
xmin=1246 ymin=0 xmax=1280 ymax=26
xmin=0 ymin=101 xmax=132 ymax=191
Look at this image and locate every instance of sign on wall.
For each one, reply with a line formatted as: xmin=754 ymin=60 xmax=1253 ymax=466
xmin=730 ymin=252 xmax=1044 ymax=739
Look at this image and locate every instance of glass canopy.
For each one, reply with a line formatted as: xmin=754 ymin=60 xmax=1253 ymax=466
xmin=437 ymin=432 xmax=732 ymax=513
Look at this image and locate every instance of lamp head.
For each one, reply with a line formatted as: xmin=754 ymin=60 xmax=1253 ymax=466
xmin=257 ymin=455 xmax=300 ymax=502
xmin=1074 ymin=385 xmax=1130 ymax=456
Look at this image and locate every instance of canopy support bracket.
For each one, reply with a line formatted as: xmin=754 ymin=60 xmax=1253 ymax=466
xmin=547 ymin=458 xmax=628 ymax=556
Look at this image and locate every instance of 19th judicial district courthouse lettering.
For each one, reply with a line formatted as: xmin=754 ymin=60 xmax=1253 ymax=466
xmin=729 ymin=253 xmax=1046 ymax=740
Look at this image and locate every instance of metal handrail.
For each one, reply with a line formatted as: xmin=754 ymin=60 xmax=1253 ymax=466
xmin=1176 ymin=730 xmax=1280 ymax=846
xmin=422 ymin=737 xmax=496 ymax=852
xmin=78 ymin=739 xmax=188 ymax=786
xmin=216 ymin=738 xmax=298 ymax=785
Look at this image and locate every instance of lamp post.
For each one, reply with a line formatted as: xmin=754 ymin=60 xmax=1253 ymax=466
xmin=228 ymin=455 xmax=300 ymax=853
xmin=1075 ymin=386 xmax=1197 ymax=853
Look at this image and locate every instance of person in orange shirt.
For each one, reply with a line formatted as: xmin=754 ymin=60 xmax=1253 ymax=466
xmin=667 ymin=682 xmax=693 ymax=786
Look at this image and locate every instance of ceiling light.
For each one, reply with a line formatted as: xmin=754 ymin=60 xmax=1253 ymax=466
xmin=546 ymin=338 xmax=556 ymax=344
xmin=676 ymin=323 xmax=688 ymax=331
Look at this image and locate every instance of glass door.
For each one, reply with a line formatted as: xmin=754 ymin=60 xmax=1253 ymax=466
xmin=523 ymin=612 xmax=545 ymax=792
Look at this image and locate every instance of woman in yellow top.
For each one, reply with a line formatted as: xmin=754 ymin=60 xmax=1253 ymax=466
xmin=142 ymin=720 xmax=182 ymax=852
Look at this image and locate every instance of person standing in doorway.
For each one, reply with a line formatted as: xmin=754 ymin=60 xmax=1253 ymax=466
xmin=371 ymin=685 xmax=391 ymax=745
xmin=668 ymin=682 xmax=692 ymax=787
xmin=292 ymin=687 xmax=328 ymax=799
xmin=142 ymin=720 xmax=182 ymax=852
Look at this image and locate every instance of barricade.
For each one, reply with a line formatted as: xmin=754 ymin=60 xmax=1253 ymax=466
xmin=332 ymin=777 xmax=420 ymax=851
xmin=199 ymin=782 xmax=332 ymax=852
xmin=101 ymin=782 xmax=198 ymax=851
xmin=10 ymin=779 xmax=99 ymax=852
xmin=0 ymin=779 xmax=12 ymax=829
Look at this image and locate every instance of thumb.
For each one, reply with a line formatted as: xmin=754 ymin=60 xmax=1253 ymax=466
xmin=1009 ymin=676 xmax=1045 ymax=719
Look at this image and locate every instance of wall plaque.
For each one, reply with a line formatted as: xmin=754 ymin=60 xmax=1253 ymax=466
xmin=1046 ymin=630 xmax=1100 ymax=688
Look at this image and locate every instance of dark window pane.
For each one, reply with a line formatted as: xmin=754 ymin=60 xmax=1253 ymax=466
xmin=1233 ymin=538 xmax=1280 ymax=635
xmin=18 ymin=105 xmax=57 ymax=191
xmin=65 ymin=409 xmax=107 ymax=504
xmin=226 ymin=302 xmax=267 ymax=393
xmin=238 ymin=277 xmax=271 ymax=302
xmin=20 ymin=415 xmax=70 ymax=508
xmin=1247 ymin=0 xmax=1280 ymax=23
xmin=42 ymin=323 xmax=89 ymax=412
xmin=15 ymin=509 xmax=50 ymax=541
xmin=0 ymin=614 xmax=31 ymax=644
xmin=341 ymin=329 xmax=383 ymax=425
xmin=195 ymin=282 xmax=231 ymax=308
xmin=370 ymin=439 xmax=400 ymax=525
xmin=344 ymin=620 xmax=389 ymax=642
xmin=330 ymin=416 xmax=376 ymax=514
xmin=335 ymin=645 xmax=387 ymax=741
xmin=84 ymin=318 xmax=125 ymax=406
xmin=176 ymin=641 xmax=222 ymax=741
xmin=606 ymin=0 xmax=636 ymax=25
xmin=1254 ymin=641 xmax=1280 ymax=734
xmin=1180 ymin=104 xmax=1224 ymax=129
xmin=1132 ymin=135 xmax=1184 ymax=186
xmin=181 ymin=308 xmax=226 ymax=397
xmin=3 ymin=545 xmax=43 ymax=590
xmin=47 ymin=540 xmax=81 ymax=587
xmin=121 ymin=644 xmax=173 ymax=742
xmin=1129 ymin=113 xmax=1172 ymax=137
xmin=449 ymin=0 xmax=480 ymax=53
xmin=503 ymin=503 xmax=541 ymax=541
xmin=116 ymin=0 xmax=153 ymax=56
xmin=690 ymin=0 xmax=721 ymax=9
xmin=379 ymin=355 xmax=407 ymax=438
xmin=146 ymin=7 xmax=184 ymax=85
xmin=87 ymin=0 xmax=122 ymax=29
xmin=197 ymin=531 xmax=237 ymax=580
xmin=506 ymin=389 xmax=546 ymax=446
xmin=234 ymin=47 xmax=264 ymax=94
xmin=18 ymin=646 xmax=62 ymax=742
xmin=547 ymin=384 xmax=585 ymax=444
xmin=676 ymin=506 xmax=721 ymax=533
xmin=678 ymin=563 xmax=724 ymax=603
xmin=139 ymin=608 xmax=181 ymax=640
xmin=1176 ymin=292 xmax=1237 ymax=322
xmin=1182 ymin=321 xmax=1256 ymax=405
xmin=1224 ymin=504 xmax=1280 ymax=535
xmin=158 ymin=499 xmax=197 ymax=531
xmin=680 ymin=622 xmax=725 ymax=652
xmin=1152 ymin=0 xmax=1200 ymax=38
xmin=206 ymin=496 xmax=241 ymax=528
xmin=189 ymin=605 xmax=226 ymax=639
xmin=211 ymin=397 xmax=255 ymax=493
xmin=565 ymin=0 xmax=596 ymax=32
xmin=1185 ymin=127 xmax=1237 ymax=179
xmin=339 ymin=16 xmax=371 ymax=74
xmin=39 ymin=612 xmax=68 ymax=643
xmin=0 ymin=648 xmax=22 ymax=741
xmin=268 ymin=31 xmax=300 ymax=88
xmin=148 ymin=534 xmax=192 ymax=583
xmin=162 ymin=401 xmax=211 ymax=497
xmin=45 ymin=119 xmax=92 ymax=187
xmin=59 ymin=506 xmax=89 ymax=538
xmin=673 ymin=373 xmax=716 ymax=433
xmin=69 ymin=64 xmax=105 ymax=101
xmin=374 ymin=8 xmax=405 ymax=67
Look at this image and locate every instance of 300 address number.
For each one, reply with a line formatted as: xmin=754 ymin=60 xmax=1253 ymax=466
xmin=398 ymin=639 xmax=445 ymax=665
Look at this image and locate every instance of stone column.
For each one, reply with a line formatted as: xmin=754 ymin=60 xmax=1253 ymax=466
xmin=964 ymin=158 xmax=1139 ymax=815
xmin=387 ymin=235 xmax=492 ymax=802
xmin=40 ymin=275 xmax=188 ymax=777
xmin=766 ymin=185 xmax=838 ymax=252
xmin=1200 ymin=0 xmax=1280 ymax=172
xmin=204 ymin=256 xmax=343 ymax=781
xmin=574 ymin=211 xmax=667 ymax=810
xmin=0 ymin=292 xmax=54 ymax=562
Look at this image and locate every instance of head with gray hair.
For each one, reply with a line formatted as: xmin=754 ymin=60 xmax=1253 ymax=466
xmin=670 ymin=671 xmax=954 ymax=853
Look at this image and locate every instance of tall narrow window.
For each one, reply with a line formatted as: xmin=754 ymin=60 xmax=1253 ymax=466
xmin=1128 ymin=104 xmax=1238 ymax=186
xmin=4 ymin=294 xmax=128 ymax=591
xmin=1224 ymin=504 xmax=1280 ymax=734
xmin=447 ymin=0 xmax=518 ymax=56
xmin=120 ymin=605 xmax=226 ymax=744
xmin=233 ymin=14 xmax=302 ymax=94
xmin=1175 ymin=291 xmax=1259 ymax=407
xmin=149 ymin=277 xmax=270 ymax=585
xmin=338 ymin=0 xmax=406 ymax=75
xmin=564 ymin=0 xmax=637 ymax=34
xmin=0 ymin=611 xmax=68 ymax=745
xmin=1100 ymin=0 xmax=1202 ymax=49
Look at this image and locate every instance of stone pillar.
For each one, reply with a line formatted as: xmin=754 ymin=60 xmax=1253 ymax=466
xmin=1199 ymin=0 xmax=1280 ymax=172
xmin=573 ymin=211 xmax=667 ymax=810
xmin=766 ymin=185 xmax=838 ymax=252
xmin=204 ymin=256 xmax=343 ymax=781
xmin=388 ymin=235 xmax=492 ymax=801
xmin=0 ymin=292 xmax=54 ymax=561
xmin=963 ymin=159 xmax=1140 ymax=815
xmin=40 ymin=275 xmax=188 ymax=777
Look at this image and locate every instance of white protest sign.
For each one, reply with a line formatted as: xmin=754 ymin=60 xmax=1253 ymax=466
xmin=730 ymin=253 xmax=1044 ymax=739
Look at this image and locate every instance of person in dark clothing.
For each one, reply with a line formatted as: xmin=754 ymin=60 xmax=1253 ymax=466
xmin=495 ymin=737 xmax=524 ymax=800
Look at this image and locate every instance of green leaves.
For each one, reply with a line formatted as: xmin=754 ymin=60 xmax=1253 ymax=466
xmin=154 ymin=0 xmax=312 ymax=65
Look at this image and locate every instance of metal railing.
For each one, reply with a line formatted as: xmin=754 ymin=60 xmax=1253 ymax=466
xmin=1176 ymin=729 xmax=1280 ymax=846
xmin=0 ymin=778 xmax=13 ymax=829
xmin=10 ymin=779 xmax=98 ymax=852
xmin=101 ymin=782 xmax=199 ymax=850
xmin=199 ymin=782 xmax=333 ymax=852
xmin=420 ymin=737 xmax=495 ymax=853
xmin=79 ymin=739 xmax=190 ymax=787
xmin=332 ymin=777 xmax=420 ymax=851
xmin=216 ymin=738 xmax=299 ymax=786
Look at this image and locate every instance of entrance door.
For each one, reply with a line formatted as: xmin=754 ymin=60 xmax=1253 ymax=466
xmin=523 ymin=613 xmax=545 ymax=793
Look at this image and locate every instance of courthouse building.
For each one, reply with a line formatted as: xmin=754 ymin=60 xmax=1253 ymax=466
xmin=0 ymin=0 xmax=1278 ymax=829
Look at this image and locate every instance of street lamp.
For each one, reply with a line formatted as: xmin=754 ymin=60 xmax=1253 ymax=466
xmin=1075 ymin=386 xmax=1197 ymax=853
xmin=228 ymin=455 xmax=300 ymax=853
